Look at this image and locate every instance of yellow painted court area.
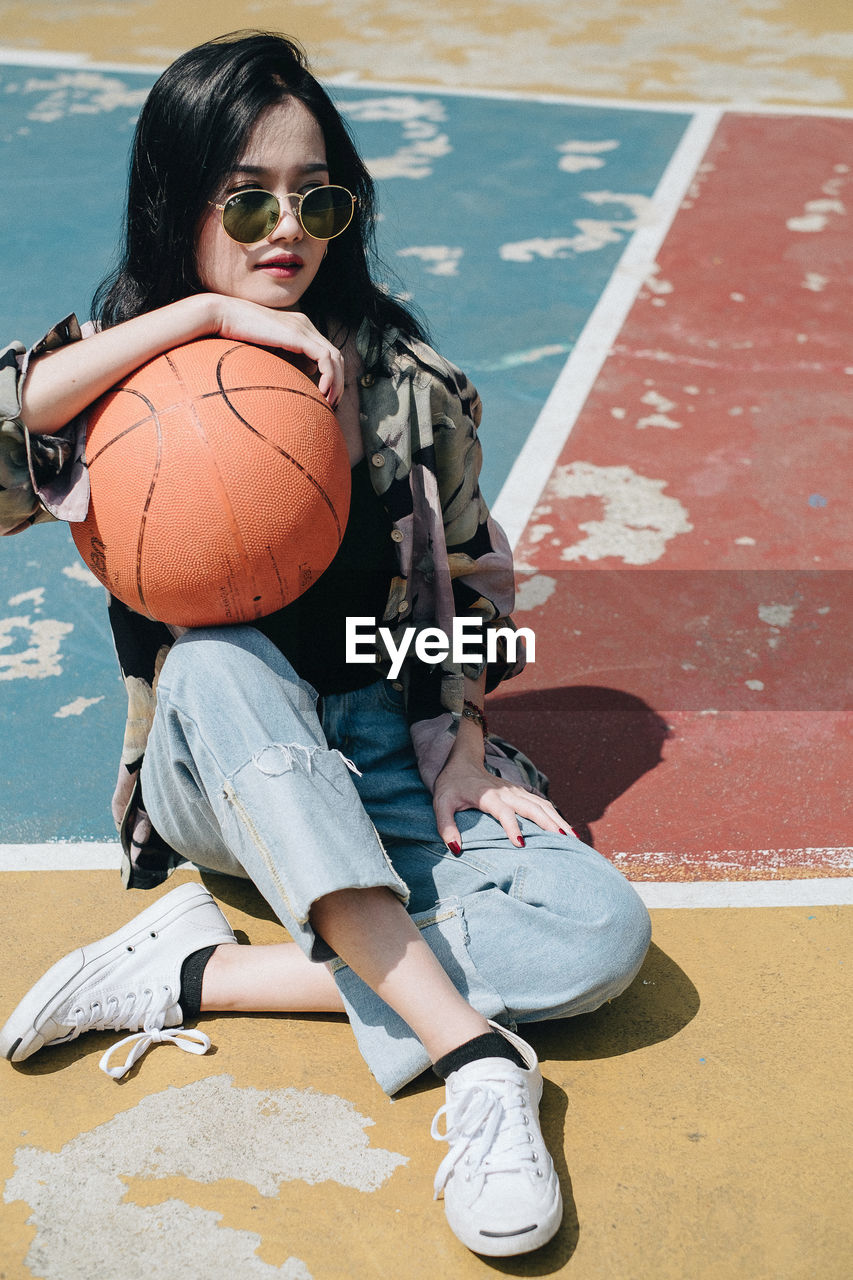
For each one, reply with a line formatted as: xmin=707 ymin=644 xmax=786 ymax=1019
xmin=1 ymin=2 xmax=851 ymax=1277
xmin=0 ymin=0 xmax=852 ymax=106
xmin=1 ymin=872 xmax=851 ymax=1279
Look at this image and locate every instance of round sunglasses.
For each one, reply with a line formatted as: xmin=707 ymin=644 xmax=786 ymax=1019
xmin=209 ymin=185 xmax=356 ymax=245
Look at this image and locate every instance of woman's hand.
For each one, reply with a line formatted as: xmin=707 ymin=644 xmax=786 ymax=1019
xmin=432 ymin=752 xmax=572 ymax=853
xmin=207 ymin=295 xmax=345 ymax=406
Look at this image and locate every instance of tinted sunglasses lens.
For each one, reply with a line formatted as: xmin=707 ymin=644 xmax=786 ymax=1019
xmin=300 ymin=186 xmax=355 ymax=239
xmin=222 ymin=191 xmax=280 ymax=243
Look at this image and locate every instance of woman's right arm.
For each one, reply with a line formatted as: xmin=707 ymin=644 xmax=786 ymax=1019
xmin=21 ymin=293 xmax=345 ymax=435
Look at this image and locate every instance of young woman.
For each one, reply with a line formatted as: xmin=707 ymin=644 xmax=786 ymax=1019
xmin=0 ymin=31 xmax=651 ymax=1258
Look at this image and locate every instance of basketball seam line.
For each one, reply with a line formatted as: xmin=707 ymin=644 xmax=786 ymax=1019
xmin=163 ymin=348 xmax=260 ymax=617
xmin=135 ymin=390 xmax=162 ymax=617
xmin=214 ymin=351 xmax=345 ymax=544
xmin=85 ymin=384 xmax=331 ymax=468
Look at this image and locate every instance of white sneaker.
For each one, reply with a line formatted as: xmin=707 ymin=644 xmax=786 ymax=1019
xmin=0 ymin=881 xmax=236 ymax=1080
xmin=431 ymin=1021 xmax=563 ymax=1256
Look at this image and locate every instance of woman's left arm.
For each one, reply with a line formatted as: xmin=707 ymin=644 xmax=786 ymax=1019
xmin=431 ymin=671 xmax=570 ymax=852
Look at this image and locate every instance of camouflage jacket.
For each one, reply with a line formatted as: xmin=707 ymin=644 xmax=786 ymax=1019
xmin=1 ymin=315 xmax=544 ymax=889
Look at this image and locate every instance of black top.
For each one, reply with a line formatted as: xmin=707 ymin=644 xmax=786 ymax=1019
xmin=254 ymin=457 xmax=398 ymax=695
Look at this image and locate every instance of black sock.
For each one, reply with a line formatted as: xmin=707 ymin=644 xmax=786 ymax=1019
xmin=432 ymin=1030 xmax=526 ymax=1079
xmin=179 ymin=944 xmax=218 ymax=1020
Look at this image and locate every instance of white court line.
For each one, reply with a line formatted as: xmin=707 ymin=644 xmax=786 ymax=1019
xmin=2 ymin=48 xmax=853 ymax=118
xmin=636 ymin=879 xmax=853 ymax=908
xmin=0 ymin=843 xmax=123 ymax=871
xmin=492 ymin=106 xmax=723 ymax=547
xmin=330 ymin=78 xmax=853 ymax=120
xmin=1 ymin=845 xmax=851 ymax=908
xmin=0 ymin=47 xmax=165 ymax=73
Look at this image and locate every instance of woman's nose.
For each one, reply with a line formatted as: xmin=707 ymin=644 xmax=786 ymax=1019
xmin=269 ymin=197 xmax=303 ymax=242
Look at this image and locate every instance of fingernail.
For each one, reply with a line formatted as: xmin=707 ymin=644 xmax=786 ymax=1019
xmin=448 ymin=841 xmax=461 ymax=856
xmin=516 ymin=835 xmax=525 ymax=848
xmin=559 ymin=828 xmax=568 ymax=836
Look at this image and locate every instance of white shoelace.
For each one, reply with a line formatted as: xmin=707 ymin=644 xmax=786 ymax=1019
xmin=64 ymin=986 xmax=211 ymax=1080
xmin=99 ymin=1026 xmax=211 ymax=1080
xmin=431 ymin=1074 xmax=540 ymax=1198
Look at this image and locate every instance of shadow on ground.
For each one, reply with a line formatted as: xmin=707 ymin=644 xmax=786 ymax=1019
xmin=489 ymin=685 xmax=672 ymax=844
xmin=529 ymin=941 xmax=699 ymax=1060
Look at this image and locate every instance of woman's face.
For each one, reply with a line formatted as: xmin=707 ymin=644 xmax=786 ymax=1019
xmin=196 ymin=98 xmax=331 ymax=311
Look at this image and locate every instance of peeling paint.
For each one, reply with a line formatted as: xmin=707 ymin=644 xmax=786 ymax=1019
xmin=18 ymin=70 xmax=148 ymax=123
xmin=500 ymin=226 xmax=621 ymax=261
xmin=787 ymin=197 xmax=846 ymax=233
xmin=612 ymin=846 xmax=853 ymax=882
xmin=514 ymin=574 xmax=557 ymax=611
xmin=582 ymin=190 xmax=651 ymax=221
xmin=501 ymin=189 xmax=648 ymax=261
xmin=557 ymin=138 xmax=619 ymax=173
xmin=62 ymin=562 xmax=102 ymax=587
xmin=637 ymin=389 xmax=681 ymax=430
xmin=4 ymin=1076 xmax=406 ymax=1280
xmin=545 ymin=462 xmax=693 ymax=565
xmin=644 ymin=264 xmax=674 ymax=296
xmin=471 ymin=343 xmax=572 ymax=372
xmin=0 ymin=616 xmax=74 ymax=681
xmin=339 ymin=96 xmax=450 ymax=180
xmin=758 ymin=603 xmax=796 ymax=628
xmin=8 ymin=588 xmax=45 ymax=609
xmin=396 ymin=244 xmax=463 ymax=276
xmin=54 ymin=695 xmax=105 ymax=718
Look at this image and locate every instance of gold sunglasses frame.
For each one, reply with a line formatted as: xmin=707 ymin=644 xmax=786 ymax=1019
xmin=209 ymin=185 xmax=357 ymax=244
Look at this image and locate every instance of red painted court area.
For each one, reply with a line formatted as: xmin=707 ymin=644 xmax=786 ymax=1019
xmin=494 ymin=113 xmax=852 ymax=882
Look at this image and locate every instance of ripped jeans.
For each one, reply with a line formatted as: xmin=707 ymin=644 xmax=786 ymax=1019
xmin=141 ymin=626 xmax=652 ymax=1095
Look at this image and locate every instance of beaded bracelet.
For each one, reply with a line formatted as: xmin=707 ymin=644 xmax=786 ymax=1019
xmin=461 ymin=699 xmax=489 ymax=736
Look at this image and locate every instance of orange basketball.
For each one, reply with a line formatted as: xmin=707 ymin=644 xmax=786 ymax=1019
xmin=72 ymin=338 xmax=351 ymax=627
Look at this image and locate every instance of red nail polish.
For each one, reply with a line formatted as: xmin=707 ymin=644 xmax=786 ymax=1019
xmin=517 ymin=835 xmax=525 ymax=848
xmin=448 ymin=841 xmax=461 ymax=855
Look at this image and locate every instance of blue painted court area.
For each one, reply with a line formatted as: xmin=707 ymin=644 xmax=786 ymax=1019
xmin=0 ymin=58 xmax=690 ymax=840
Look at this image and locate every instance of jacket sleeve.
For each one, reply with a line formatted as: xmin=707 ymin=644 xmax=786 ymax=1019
xmin=426 ymin=350 xmax=526 ymax=690
xmin=107 ymin=595 xmax=184 ymax=891
xmin=401 ymin=342 xmax=545 ymax=795
xmin=0 ymin=315 xmax=88 ymax=535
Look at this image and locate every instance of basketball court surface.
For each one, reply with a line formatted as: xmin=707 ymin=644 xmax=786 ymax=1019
xmin=0 ymin=3 xmax=850 ymax=1277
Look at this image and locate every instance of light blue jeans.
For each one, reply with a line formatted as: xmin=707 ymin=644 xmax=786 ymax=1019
xmin=141 ymin=626 xmax=652 ymax=1094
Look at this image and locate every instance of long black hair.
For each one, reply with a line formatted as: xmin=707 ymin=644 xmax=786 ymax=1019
xmin=92 ymin=30 xmax=428 ymax=345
